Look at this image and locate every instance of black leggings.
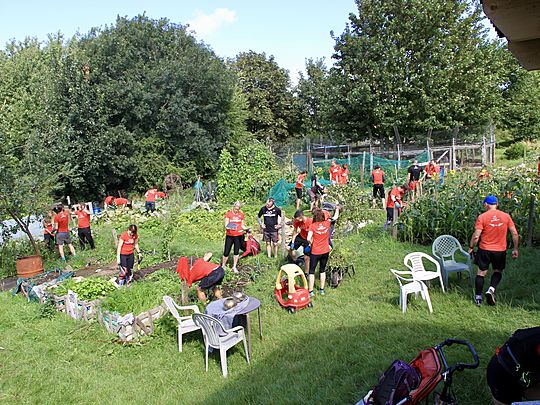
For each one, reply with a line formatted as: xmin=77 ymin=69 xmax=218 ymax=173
xmin=309 ymin=252 xmax=329 ymax=275
xmin=120 ymin=253 xmax=135 ymax=273
xmin=224 ymin=235 xmax=243 ymax=257
xmin=78 ymin=227 xmax=95 ymax=250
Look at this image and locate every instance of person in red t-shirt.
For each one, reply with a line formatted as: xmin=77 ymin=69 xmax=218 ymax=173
xmin=295 ymin=170 xmax=307 ymax=209
xmin=329 ymin=160 xmax=341 ymax=185
xmin=371 ymin=165 xmax=386 ymax=208
xmin=104 ymin=196 xmax=115 ymax=210
xmin=53 ymin=205 xmax=76 ymax=261
xmin=289 ymin=210 xmax=314 ymax=272
xmin=145 ymin=185 xmax=158 ymax=215
xmin=114 ymin=197 xmax=130 ymax=209
xmin=221 ymin=201 xmax=245 ymax=273
xmin=469 ymin=195 xmax=519 ymax=306
xmin=74 ymin=203 xmax=94 ymax=250
xmin=385 ymin=184 xmax=410 ymax=229
xmin=422 ymin=159 xmax=440 ymax=181
xmin=42 ymin=211 xmax=55 ymax=251
xmin=339 ymin=164 xmax=349 ymax=185
xmin=307 ymin=207 xmax=340 ymax=296
xmin=116 ymin=224 xmax=141 ymax=285
xmin=177 ymin=252 xmax=225 ymax=301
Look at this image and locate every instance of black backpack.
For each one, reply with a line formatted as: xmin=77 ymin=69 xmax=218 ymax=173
xmin=370 ymin=360 xmax=421 ymax=405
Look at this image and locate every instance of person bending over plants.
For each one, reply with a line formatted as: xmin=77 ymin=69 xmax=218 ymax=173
xmin=221 ymin=201 xmax=245 ymax=273
xmin=177 ymin=253 xmax=224 ymax=301
xmin=289 ymin=209 xmax=313 ymax=273
xmin=385 ymin=184 xmax=409 ymax=229
xmin=117 ymin=224 xmax=141 ymax=285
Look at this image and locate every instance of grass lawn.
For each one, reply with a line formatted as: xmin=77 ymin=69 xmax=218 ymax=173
xmin=0 ymin=205 xmax=539 ymax=404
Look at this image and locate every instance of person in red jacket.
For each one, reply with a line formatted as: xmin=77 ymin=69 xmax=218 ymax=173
xmin=114 ymin=197 xmax=130 ymax=209
xmin=145 ymin=185 xmax=158 ymax=215
xmin=221 ymin=201 xmax=245 ymax=273
xmin=385 ymin=184 xmax=409 ymax=229
xmin=307 ymin=207 xmax=340 ymax=296
xmin=329 ymin=160 xmax=341 ymax=185
xmin=104 ymin=195 xmax=115 ymax=210
xmin=116 ymin=224 xmax=141 ymax=285
xmin=53 ymin=204 xmax=76 ymax=261
xmin=74 ymin=203 xmax=94 ymax=250
xmin=371 ymin=165 xmax=386 ymax=208
xmin=339 ymin=163 xmax=349 ymax=184
xmin=42 ymin=211 xmax=55 ymax=251
xmin=177 ymin=252 xmax=225 ymax=301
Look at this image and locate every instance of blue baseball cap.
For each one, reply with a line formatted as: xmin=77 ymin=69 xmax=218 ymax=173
xmin=484 ymin=195 xmax=498 ymax=205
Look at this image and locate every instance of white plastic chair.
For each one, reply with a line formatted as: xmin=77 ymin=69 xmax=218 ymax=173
xmin=192 ymin=313 xmax=250 ymax=377
xmin=432 ymin=235 xmax=473 ymax=289
xmin=162 ymin=295 xmax=201 ymax=352
xmin=404 ymin=252 xmax=445 ymax=292
xmin=390 ymin=269 xmax=433 ymax=313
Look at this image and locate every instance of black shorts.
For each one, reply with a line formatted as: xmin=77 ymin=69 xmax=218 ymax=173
xmin=373 ymin=184 xmax=385 ymax=199
xmin=295 ymin=187 xmax=303 ymax=199
xmin=198 ymin=267 xmax=225 ymax=290
xmin=224 ymin=235 xmax=243 ymax=256
xmin=292 ymin=235 xmax=309 ymax=250
xmin=475 ymin=249 xmax=507 ymax=271
xmin=309 ymin=252 xmax=329 ymax=275
xmin=487 ymin=355 xmax=527 ymax=404
xmin=263 ymin=229 xmax=279 ymax=243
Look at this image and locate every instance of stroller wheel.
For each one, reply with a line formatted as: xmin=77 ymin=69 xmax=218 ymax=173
xmin=307 ymin=302 xmax=313 ymax=308
xmin=287 ymin=307 xmax=296 ymax=314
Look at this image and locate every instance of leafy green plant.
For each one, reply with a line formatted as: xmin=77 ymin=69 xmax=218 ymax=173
xmin=54 ymin=278 xmax=116 ymax=301
xmin=504 ymin=142 xmax=525 ymax=160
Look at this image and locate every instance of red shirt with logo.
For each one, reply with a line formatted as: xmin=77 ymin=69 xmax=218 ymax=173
xmin=76 ymin=210 xmax=90 ymax=229
xmin=339 ymin=168 xmax=349 ymax=184
xmin=386 ymin=187 xmax=402 ymax=209
xmin=309 ymin=220 xmax=331 ymax=255
xmin=475 ymin=209 xmax=515 ymax=251
xmin=225 ymin=210 xmax=244 ymax=236
xmin=372 ymin=169 xmax=385 ymax=185
xmin=115 ymin=198 xmax=128 ymax=207
xmin=330 ymin=165 xmax=341 ymax=181
xmin=294 ymin=217 xmax=313 ymax=240
xmin=145 ymin=188 xmax=158 ymax=202
xmin=54 ymin=212 xmax=70 ymax=233
xmin=119 ymin=231 xmax=138 ymax=255
xmin=296 ymin=173 xmax=306 ymax=189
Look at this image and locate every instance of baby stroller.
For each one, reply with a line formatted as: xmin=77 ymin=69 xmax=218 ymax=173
xmin=358 ymin=339 xmax=479 ymax=405
xmin=241 ymin=229 xmax=261 ymax=258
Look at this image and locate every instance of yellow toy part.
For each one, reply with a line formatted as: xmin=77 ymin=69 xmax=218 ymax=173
xmin=275 ymin=264 xmax=308 ymax=294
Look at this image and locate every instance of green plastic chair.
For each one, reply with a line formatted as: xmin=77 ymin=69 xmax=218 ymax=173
xmin=432 ymin=235 xmax=473 ymax=290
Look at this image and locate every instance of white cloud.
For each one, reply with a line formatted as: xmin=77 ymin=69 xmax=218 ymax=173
xmin=188 ymin=8 xmax=236 ymax=37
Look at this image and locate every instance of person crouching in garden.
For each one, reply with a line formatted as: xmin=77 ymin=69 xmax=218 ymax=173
xmin=75 ymin=203 xmax=95 ymax=250
xmin=307 ymin=208 xmax=339 ymax=297
xmin=177 ymin=253 xmax=224 ymax=301
xmin=385 ymin=184 xmax=409 ymax=229
xmin=117 ymin=224 xmax=141 ymax=285
xmin=257 ymin=197 xmax=282 ymax=258
xmin=222 ymin=201 xmax=245 ymax=273
xmin=53 ymin=204 xmax=76 ymax=261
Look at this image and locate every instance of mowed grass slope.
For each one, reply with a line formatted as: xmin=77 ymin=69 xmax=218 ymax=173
xmin=1 ymin=217 xmax=539 ymax=404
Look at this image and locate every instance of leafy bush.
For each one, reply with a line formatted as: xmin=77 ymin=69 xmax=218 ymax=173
xmin=217 ymin=141 xmax=281 ymax=203
xmin=54 ymin=278 xmax=116 ymax=301
xmin=101 ymin=269 xmax=180 ymax=315
xmin=504 ymin=142 xmax=525 ymax=160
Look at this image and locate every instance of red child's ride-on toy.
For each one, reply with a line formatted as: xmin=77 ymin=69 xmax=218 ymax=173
xmin=274 ymin=264 xmax=312 ymax=313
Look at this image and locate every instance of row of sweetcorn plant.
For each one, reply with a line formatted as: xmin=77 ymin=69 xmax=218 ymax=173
xmin=399 ymin=167 xmax=540 ymax=245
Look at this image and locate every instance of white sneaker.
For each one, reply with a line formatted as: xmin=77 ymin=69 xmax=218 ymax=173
xmin=232 ymin=267 xmax=239 ymax=274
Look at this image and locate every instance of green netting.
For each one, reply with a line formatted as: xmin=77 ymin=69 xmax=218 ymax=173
xmin=268 ymin=178 xmax=331 ymax=207
xmin=312 ymin=150 xmax=430 ymax=184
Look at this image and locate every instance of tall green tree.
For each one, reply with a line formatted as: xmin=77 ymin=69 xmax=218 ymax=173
xmin=329 ymin=0 xmax=507 ymax=141
xmin=231 ymin=51 xmax=297 ymax=142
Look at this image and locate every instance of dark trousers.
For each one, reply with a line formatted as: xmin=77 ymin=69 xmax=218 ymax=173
xmin=44 ymin=234 xmax=54 ymax=251
xmin=78 ymin=227 xmax=95 ymax=250
xmin=145 ymin=201 xmax=155 ymax=214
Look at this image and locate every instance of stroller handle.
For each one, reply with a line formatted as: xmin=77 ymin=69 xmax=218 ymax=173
xmin=435 ymin=338 xmax=480 ymax=373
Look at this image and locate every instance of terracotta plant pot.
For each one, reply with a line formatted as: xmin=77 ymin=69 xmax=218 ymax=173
xmin=16 ymin=255 xmax=44 ymax=278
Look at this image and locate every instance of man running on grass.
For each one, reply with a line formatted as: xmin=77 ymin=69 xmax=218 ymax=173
xmin=468 ymin=195 xmax=519 ymax=306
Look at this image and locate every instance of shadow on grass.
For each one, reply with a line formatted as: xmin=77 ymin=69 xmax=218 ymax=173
xmin=197 ymin=320 xmax=507 ymax=405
